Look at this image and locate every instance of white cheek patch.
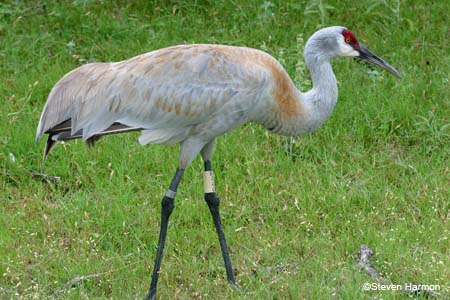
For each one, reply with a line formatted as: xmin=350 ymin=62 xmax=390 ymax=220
xmin=348 ymin=49 xmax=359 ymax=57
xmin=204 ymin=171 xmax=215 ymax=193
xmin=337 ymin=37 xmax=359 ymax=57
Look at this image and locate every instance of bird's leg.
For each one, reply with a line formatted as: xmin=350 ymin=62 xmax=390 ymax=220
xmin=146 ymin=168 xmax=184 ymax=300
xmin=203 ymin=160 xmax=236 ymax=286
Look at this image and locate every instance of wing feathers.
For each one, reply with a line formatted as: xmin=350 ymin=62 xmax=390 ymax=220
xmin=36 ymin=44 xmax=273 ymax=152
xmin=42 ymin=120 xmax=142 ymax=158
xmin=138 ymin=128 xmax=192 ymax=145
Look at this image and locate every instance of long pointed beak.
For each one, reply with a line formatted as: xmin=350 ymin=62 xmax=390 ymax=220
xmin=357 ymin=45 xmax=402 ymax=78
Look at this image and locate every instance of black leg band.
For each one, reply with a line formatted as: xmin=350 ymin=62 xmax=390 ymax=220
xmin=204 ymin=160 xmax=212 ymax=171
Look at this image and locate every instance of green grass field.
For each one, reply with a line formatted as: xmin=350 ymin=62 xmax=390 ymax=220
xmin=1 ymin=1 xmax=449 ymax=299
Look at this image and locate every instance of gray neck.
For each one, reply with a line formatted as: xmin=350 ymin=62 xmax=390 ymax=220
xmin=302 ymin=49 xmax=338 ymax=131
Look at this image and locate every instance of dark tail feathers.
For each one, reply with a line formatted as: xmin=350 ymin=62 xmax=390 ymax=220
xmin=43 ymin=119 xmax=142 ymax=159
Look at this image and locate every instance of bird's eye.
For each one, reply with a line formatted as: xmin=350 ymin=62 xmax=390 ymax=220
xmin=345 ymin=37 xmax=351 ymax=44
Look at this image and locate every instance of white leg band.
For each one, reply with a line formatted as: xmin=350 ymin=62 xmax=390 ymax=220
xmin=165 ymin=189 xmax=177 ymax=199
xmin=204 ymin=171 xmax=215 ymax=193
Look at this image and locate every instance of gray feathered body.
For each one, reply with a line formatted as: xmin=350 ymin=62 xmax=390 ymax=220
xmin=37 ymin=27 xmax=345 ymax=165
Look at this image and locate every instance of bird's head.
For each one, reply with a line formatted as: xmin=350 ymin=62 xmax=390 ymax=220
xmin=306 ymin=26 xmax=401 ymax=78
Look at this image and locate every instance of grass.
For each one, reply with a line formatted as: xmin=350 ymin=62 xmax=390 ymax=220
xmin=1 ymin=0 xmax=449 ymax=299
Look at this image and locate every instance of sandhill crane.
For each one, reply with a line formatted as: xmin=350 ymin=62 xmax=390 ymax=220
xmin=36 ymin=26 xmax=401 ymax=299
